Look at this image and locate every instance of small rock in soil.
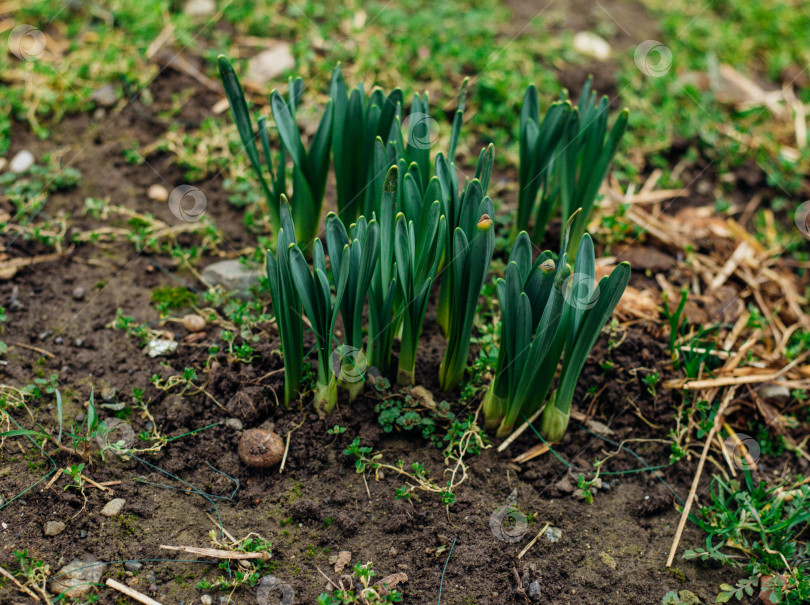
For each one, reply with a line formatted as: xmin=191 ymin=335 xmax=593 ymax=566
xmin=74 ymin=338 xmax=83 ymax=347
xmin=9 ymin=150 xmax=35 ymax=173
xmin=44 ymin=521 xmax=66 ymax=536
xmin=148 ymin=184 xmax=169 ymax=202
xmin=225 ymin=418 xmax=243 ymax=431
xmin=90 ymin=84 xmax=118 ymax=107
xmin=202 ymin=260 xmax=262 ymax=297
xmin=39 ymin=330 xmax=51 ymax=341
xmin=527 ymin=579 xmax=542 ymax=601
xmin=599 ymin=551 xmax=617 ymax=570
xmin=49 ymin=556 xmax=106 ymax=597
xmin=124 ymin=561 xmax=142 ymax=572
xmin=101 ymin=387 xmax=117 ymax=402
xmin=101 ymin=498 xmax=126 ymax=517
xmin=146 ymin=339 xmax=177 ymax=357
xmin=246 ymin=43 xmax=295 ymax=84
xmin=238 ymin=428 xmax=284 ymax=468
xmin=201 ymin=596 xmax=213 ymax=605
xmin=334 ymin=550 xmax=351 ymax=574
xmin=183 ymin=0 xmax=215 ymax=16
xmin=182 ymin=313 xmax=206 ymax=332
xmin=410 ymin=385 xmax=435 ymax=409
xmin=573 ymin=31 xmax=611 ymax=60
xmin=72 ymin=287 xmax=85 ymax=300
xmin=544 ymin=527 xmax=562 ymax=543
xmin=757 ymin=382 xmax=791 ymax=403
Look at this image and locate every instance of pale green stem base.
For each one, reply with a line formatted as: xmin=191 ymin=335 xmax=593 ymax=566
xmin=339 ymin=378 xmax=364 ymax=402
xmin=482 ymin=384 xmax=508 ymax=432
xmin=540 ymin=396 xmax=570 ymax=442
xmin=313 ymin=378 xmax=338 ymax=417
xmin=397 ymin=366 xmax=415 ymax=386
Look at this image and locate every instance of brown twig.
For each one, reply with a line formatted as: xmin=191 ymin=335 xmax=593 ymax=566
xmin=106 ymin=578 xmax=164 ymax=605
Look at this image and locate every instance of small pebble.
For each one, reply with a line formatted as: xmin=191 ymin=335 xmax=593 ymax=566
xmin=101 ymin=387 xmax=117 ymax=402
xmin=145 ymin=421 xmax=154 ymax=431
xmin=100 ymin=498 xmax=126 ymax=517
xmin=182 ymin=314 xmax=206 ymax=332
xmin=148 ymin=184 xmax=169 ymax=202
xmin=225 ymin=418 xmax=243 ymax=431
xmin=74 ymin=338 xmax=84 ymax=347
xmin=183 ymin=0 xmax=216 ymax=16
xmin=124 ymin=561 xmax=142 ymax=572
xmin=72 ymin=287 xmax=85 ymax=300
xmin=201 ymin=596 xmax=213 ymax=605
xmin=527 ymin=579 xmax=542 ymax=601
xmin=38 ymin=330 xmax=51 ymax=341
xmin=9 ymin=150 xmax=35 ymax=173
xmin=55 ymin=337 xmax=63 ymax=345
xmin=44 ymin=521 xmax=66 ymax=536
xmin=90 ymin=84 xmax=118 ymax=108
xmin=238 ymin=428 xmax=284 ymax=468
xmin=79 ymin=530 xmax=87 ymax=538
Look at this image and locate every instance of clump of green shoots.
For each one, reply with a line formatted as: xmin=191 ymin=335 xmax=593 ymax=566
xmin=289 ymin=238 xmax=349 ymax=414
xmin=483 ymin=218 xmax=630 ymax=440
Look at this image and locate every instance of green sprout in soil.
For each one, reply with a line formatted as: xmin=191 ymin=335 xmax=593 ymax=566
xmin=216 ymin=58 xmax=629 ymax=425
xmin=318 ymin=561 xmax=403 ymax=605
xmin=483 ymin=219 xmax=630 ymax=439
xmin=684 ymin=473 xmax=810 ymax=604
xmin=344 ymin=412 xmax=488 ymax=507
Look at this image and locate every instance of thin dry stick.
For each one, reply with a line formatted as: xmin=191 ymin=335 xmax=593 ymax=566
xmin=82 ymin=475 xmax=111 ymax=491
xmin=159 ymin=545 xmax=270 ymax=560
xmin=666 ymin=387 xmax=737 ymax=567
xmin=0 ymin=564 xmax=41 ymax=602
xmin=279 ymin=431 xmax=292 ymax=474
xmin=11 ymin=342 xmax=55 ymax=358
xmin=517 ymin=522 xmax=551 ymax=559
xmin=106 ymin=578 xmax=164 ymax=605
xmin=497 ymin=404 xmax=546 ymax=452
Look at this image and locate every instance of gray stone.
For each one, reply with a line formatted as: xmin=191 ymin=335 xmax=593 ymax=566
xmin=101 ymin=387 xmax=117 ymax=402
xmin=72 ymin=287 xmax=85 ymax=300
xmin=90 ymin=84 xmax=118 ymax=108
xmin=246 ymin=43 xmax=295 ymax=85
xmin=44 ymin=521 xmax=66 ymax=536
xmin=183 ymin=0 xmax=215 ymax=16
xmin=225 ymin=418 xmax=243 ymax=431
xmin=527 ymin=579 xmax=542 ymax=601
xmin=544 ymin=526 xmax=562 ymax=543
xmin=123 ymin=560 xmax=142 ymax=572
xmin=146 ymin=339 xmax=177 ymax=358
xmin=100 ymin=498 xmax=125 ymax=517
xmin=202 ymin=260 xmax=262 ymax=296
xmin=9 ymin=150 xmax=35 ymax=173
xmin=758 ymin=383 xmax=791 ymax=403
xmin=49 ymin=556 xmax=106 ymax=598
xmin=201 ymin=596 xmax=213 ymax=605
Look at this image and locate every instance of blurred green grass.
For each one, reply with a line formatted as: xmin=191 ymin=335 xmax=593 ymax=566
xmin=2 ymin=0 xmax=808 ymax=195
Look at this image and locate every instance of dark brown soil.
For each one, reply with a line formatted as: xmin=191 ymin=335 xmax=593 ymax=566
xmin=0 ymin=6 xmax=782 ymax=603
